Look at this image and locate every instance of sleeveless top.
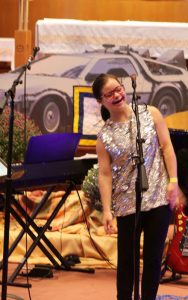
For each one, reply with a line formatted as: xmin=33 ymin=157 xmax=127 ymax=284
xmin=97 ymin=105 xmax=169 ymax=217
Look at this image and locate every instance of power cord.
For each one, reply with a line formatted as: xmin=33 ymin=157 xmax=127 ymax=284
xmin=24 ymin=191 xmax=32 ymax=300
xmin=7 ymin=294 xmax=24 ymax=300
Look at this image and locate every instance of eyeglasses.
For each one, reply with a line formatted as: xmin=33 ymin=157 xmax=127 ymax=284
xmin=101 ymin=85 xmax=124 ymax=100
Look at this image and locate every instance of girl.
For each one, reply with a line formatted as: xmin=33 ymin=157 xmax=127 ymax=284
xmin=92 ymin=73 xmax=178 ymax=300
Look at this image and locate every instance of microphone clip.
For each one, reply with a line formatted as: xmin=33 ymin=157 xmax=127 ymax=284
xmin=130 ymin=74 xmax=137 ymax=90
xmin=27 ymin=47 xmax=40 ymax=70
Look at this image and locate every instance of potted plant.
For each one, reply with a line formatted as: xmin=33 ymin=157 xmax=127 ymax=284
xmin=0 ymin=106 xmax=41 ymax=163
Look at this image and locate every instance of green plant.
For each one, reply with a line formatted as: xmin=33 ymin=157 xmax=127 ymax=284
xmin=0 ymin=107 xmax=41 ymax=163
xmin=82 ymin=164 xmax=102 ymax=211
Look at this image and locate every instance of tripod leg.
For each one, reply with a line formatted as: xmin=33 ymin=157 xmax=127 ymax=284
xmin=160 ymin=260 xmax=182 ymax=284
xmin=12 ymin=198 xmax=70 ymax=268
xmin=1 ymin=179 xmax=12 ymax=300
xmin=0 ymin=186 xmax=55 ymax=270
xmin=160 ymin=258 xmax=168 ymax=281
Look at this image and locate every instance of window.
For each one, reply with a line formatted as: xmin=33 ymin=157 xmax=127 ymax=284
xmin=144 ymin=59 xmax=182 ymax=75
xmin=85 ymin=58 xmax=137 ymax=82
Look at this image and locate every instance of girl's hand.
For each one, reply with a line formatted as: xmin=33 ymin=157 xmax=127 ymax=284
xmin=103 ymin=211 xmax=115 ymax=234
xmin=166 ymin=182 xmax=178 ymax=210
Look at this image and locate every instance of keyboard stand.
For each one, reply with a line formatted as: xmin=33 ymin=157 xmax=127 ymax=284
xmin=0 ymin=181 xmax=95 ymax=288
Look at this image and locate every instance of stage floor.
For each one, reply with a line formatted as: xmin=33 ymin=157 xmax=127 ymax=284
xmin=1 ymin=266 xmax=188 ymax=300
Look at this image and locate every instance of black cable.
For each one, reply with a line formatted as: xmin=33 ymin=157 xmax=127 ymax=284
xmin=73 ymin=182 xmax=116 ymax=269
xmin=7 ymin=294 xmax=24 ymax=300
xmin=24 ymin=191 xmax=32 ymax=300
xmin=22 ymin=69 xmax=32 ymax=300
xmin=59 ymin=194 xmax=66 ymax=257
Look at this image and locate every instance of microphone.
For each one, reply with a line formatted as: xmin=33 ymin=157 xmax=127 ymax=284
xmin=27 ymin=47 xmax=40 ymax=66
xmin=130 ymin=74 xmax=137 ymax=89
xmin=32 ymin=46 xmax=40 ymax=59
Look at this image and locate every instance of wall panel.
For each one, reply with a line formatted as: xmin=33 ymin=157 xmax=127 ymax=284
xmin=0 ymin=0 xmax=18 ymax=37
xmin=0 ymin=0 xmax=188 ymax=48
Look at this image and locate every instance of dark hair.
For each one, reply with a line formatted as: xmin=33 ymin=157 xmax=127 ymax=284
xmin=92 ymin=73 xmax=120 ymax=101
xmin=101 ymin=105 xmax=110 ymax=121
xmin=92 ymin=74 xmax=121 ymax=121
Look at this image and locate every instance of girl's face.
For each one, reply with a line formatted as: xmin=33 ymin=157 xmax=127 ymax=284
xmin=100 ymin=78 xmax=127 ymax=111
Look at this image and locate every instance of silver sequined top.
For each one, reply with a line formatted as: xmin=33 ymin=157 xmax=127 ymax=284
xmin=98 ymin=105 xmax=169 ymax=217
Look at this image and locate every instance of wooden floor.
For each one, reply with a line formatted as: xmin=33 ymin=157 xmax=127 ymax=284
xmin=1 ymin=264 xmax=188 ymax=300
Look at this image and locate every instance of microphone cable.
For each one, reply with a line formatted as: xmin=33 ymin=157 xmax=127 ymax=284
xmin=72 ymin=182 xmax=116 ymax=269
xmin=22 ymin=65 xmax=32 ymax=300
xmin=21 ymin=47 xmax=40 ymax=298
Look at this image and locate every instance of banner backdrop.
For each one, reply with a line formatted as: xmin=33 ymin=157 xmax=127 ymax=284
xmin=0 ymin=19 xmax=188 ymax=147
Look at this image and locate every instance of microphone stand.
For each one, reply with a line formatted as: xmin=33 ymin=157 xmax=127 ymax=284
xmin=131 ymin=76 xmax=149 ymax=300
xmin=1 ymin=47 xmax=40 ymax=300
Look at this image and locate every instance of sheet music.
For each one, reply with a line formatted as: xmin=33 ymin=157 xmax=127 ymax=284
xmin=0 ymin=158 xmax=7 ymax=178
xmin=74 ymin=153 xmax=98 ymax=160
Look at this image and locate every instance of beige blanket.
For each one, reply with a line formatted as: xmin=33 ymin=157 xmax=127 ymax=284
xmin=0 ymin=190 xmax=117 ymax=268
xmin=0 ymin=190 xmax=169 ymax=268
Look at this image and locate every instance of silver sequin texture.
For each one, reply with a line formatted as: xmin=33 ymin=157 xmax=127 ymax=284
xmin=98 ymin=105 xmax=169 ymax=217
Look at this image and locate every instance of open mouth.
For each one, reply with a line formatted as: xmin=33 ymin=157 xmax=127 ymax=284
xmin=112 ymin=97 xmax=124 ymax=105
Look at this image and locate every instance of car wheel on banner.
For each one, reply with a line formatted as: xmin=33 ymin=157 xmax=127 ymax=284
xmin=31 ymin=95 xmax=72 ymax=133
xmin=152 ymin=89 xmax=181 ymax=117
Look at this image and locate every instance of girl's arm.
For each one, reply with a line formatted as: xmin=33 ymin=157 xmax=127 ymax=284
xmin=149 ymin=106 xmax=178 ymax=209
xmin=96 ymin=138 xmax=115 ymax=234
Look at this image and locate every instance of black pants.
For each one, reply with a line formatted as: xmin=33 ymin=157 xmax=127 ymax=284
xmin=116 ymin=205 xmax=171 ymax=300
